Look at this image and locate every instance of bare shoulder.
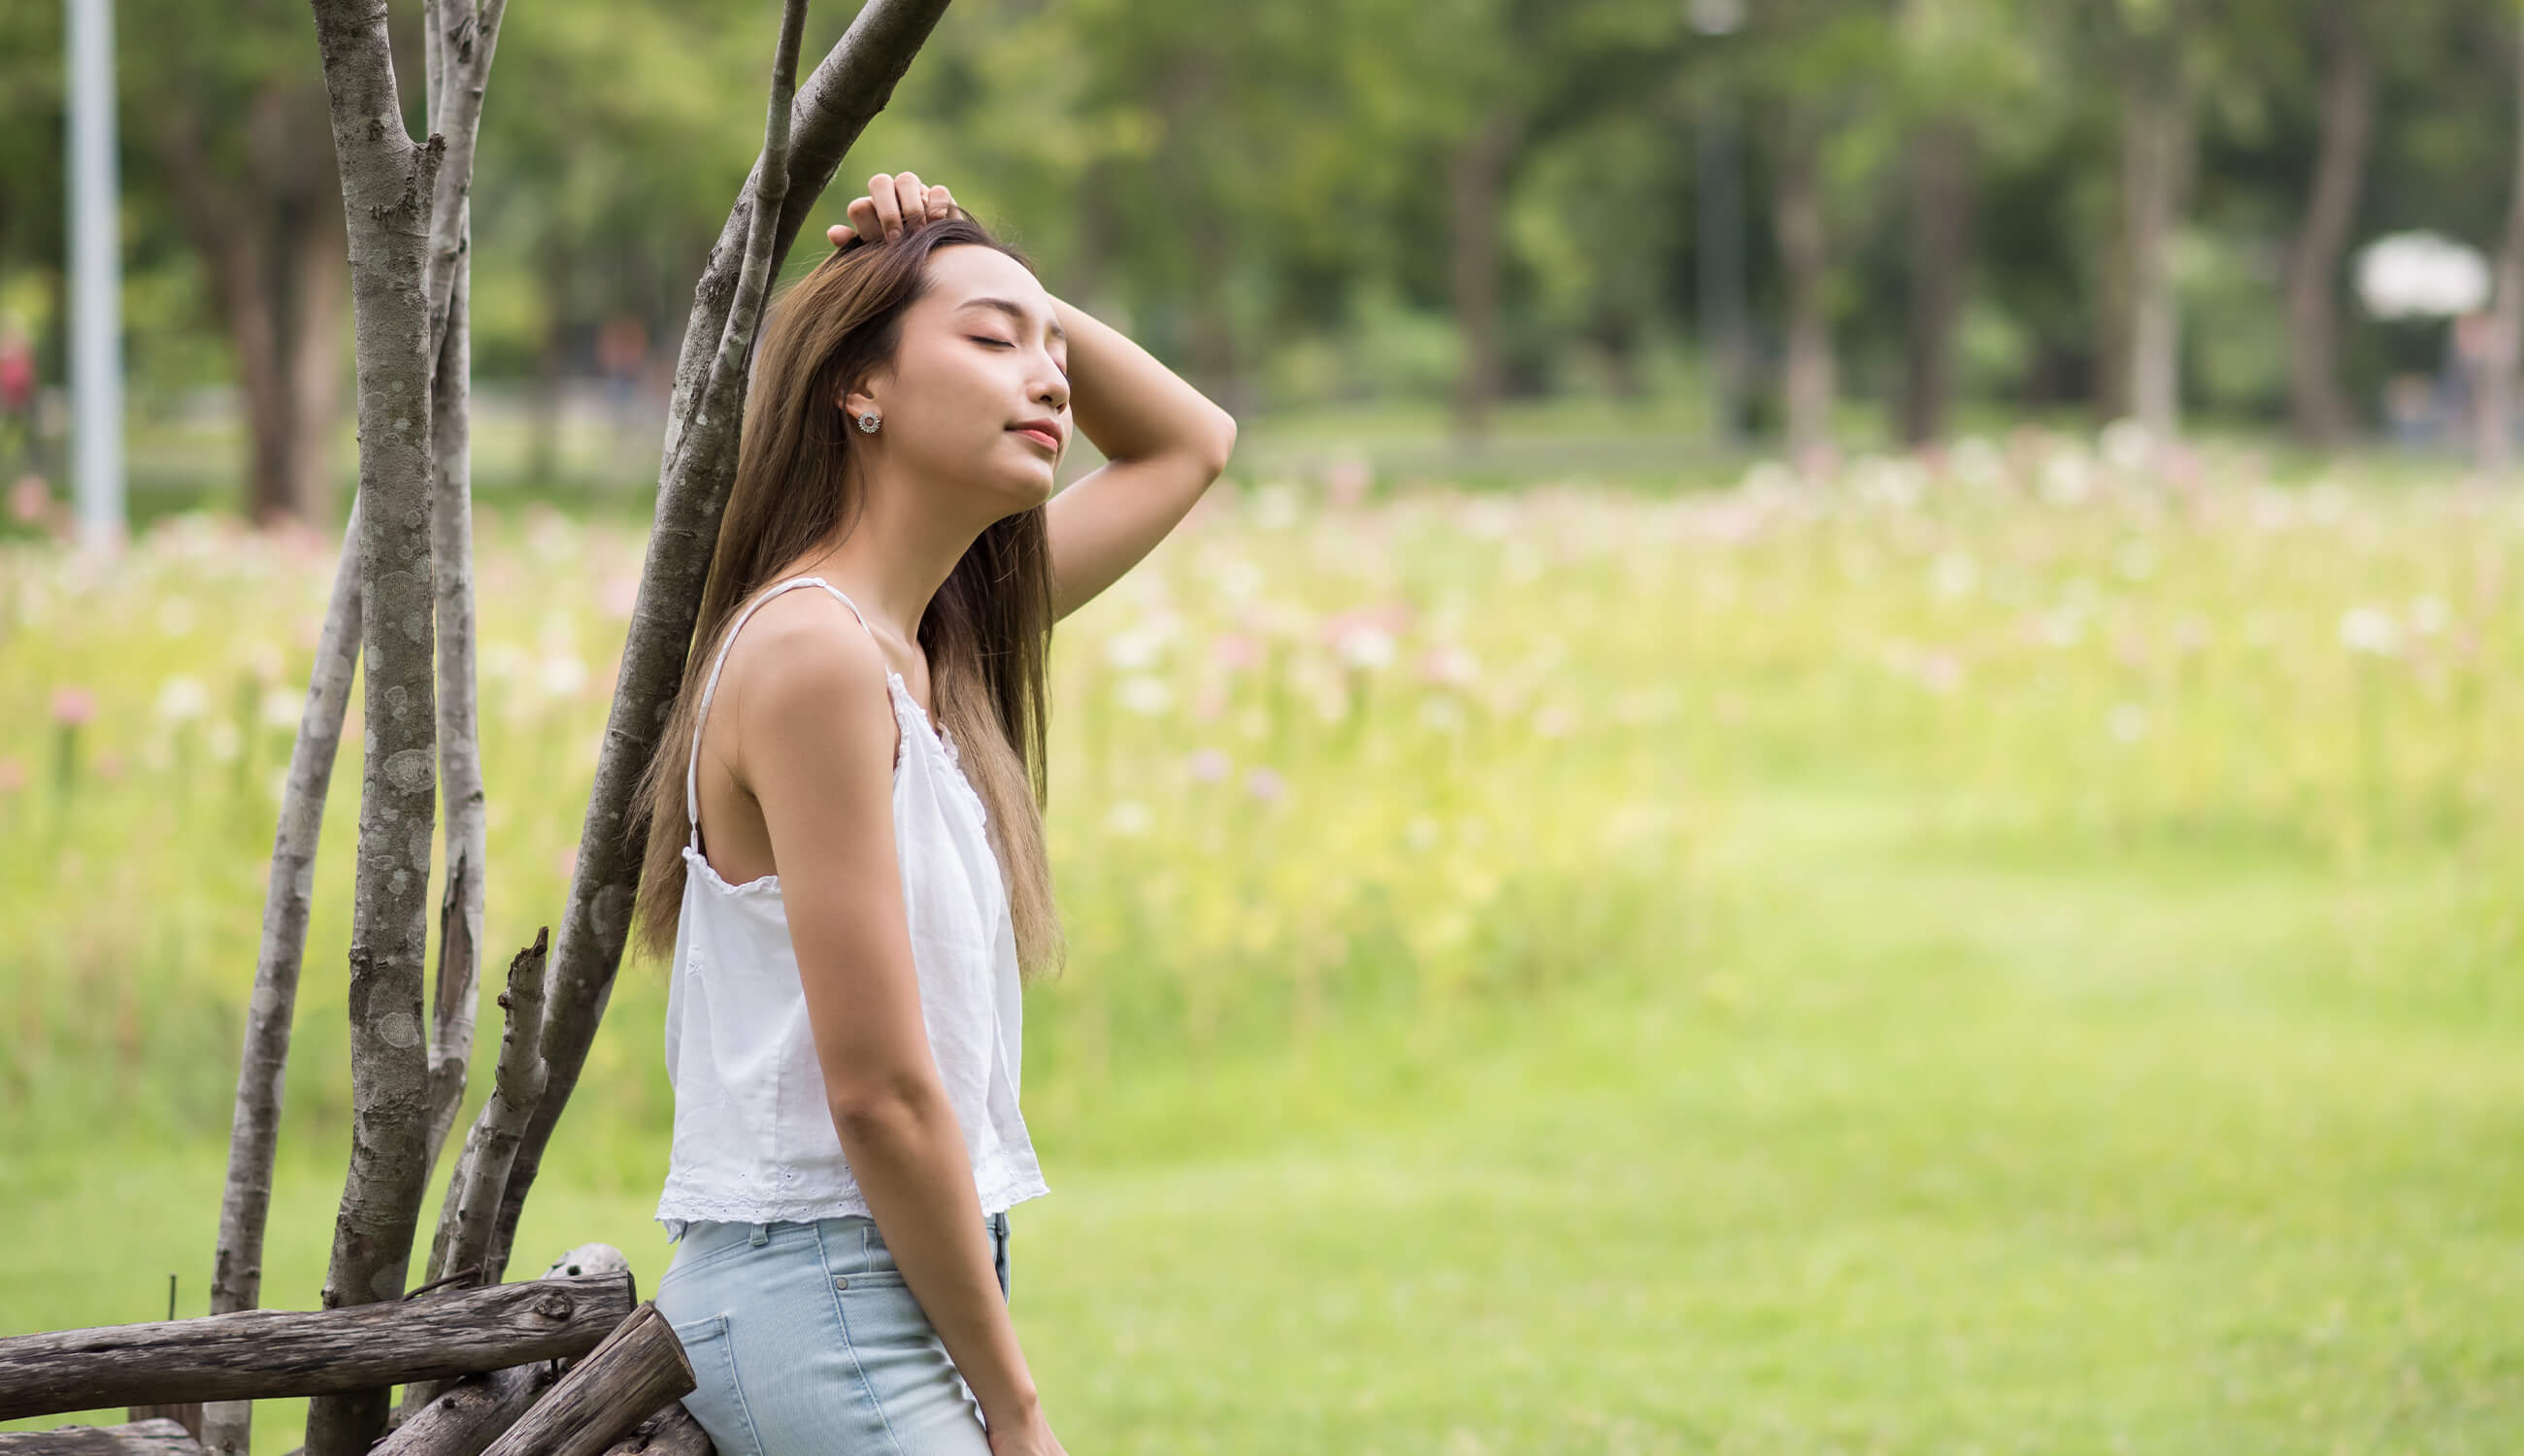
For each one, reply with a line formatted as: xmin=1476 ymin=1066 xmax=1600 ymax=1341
xmin=717 ymin=588 xmax=899 ymax=786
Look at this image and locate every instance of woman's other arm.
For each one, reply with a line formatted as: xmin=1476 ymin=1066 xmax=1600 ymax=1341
xmin=1040 ymin=292 xmax=1239 ymax=622
xmin=735 ymin=603 xmax=1060 ymax=1449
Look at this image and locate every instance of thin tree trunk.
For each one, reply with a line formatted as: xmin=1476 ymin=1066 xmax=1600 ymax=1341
xmin=1900 ymin=119 xmax=1974 ymax=447
xmin=1449 ymin=108 xmax=1519 ymax=439
xmin=2475 ymin=20 xmax=2524 ymax=476
xmin=476 ymin=0 xmax=955 ymax=1287
xmin=300 ymin=0 xmax=448 ymax=1446
xmin=417 ymin=0 xmax=502 ymax=1180
xmin=426 ymin=239 xmax=486 ymax=1175
xmin=2287 ymin=1 xmax=2373 ymax=447
xmin=1773 ymin=110 xmax=1835 ymax=475
xmin=2122 ymin=45 xmax=2190 ymax=439
xmin=199 ymin=498 xmax=362 ymax=1456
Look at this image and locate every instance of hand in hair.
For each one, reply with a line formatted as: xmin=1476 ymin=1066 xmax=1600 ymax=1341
xmin=827 ymin=169 xmax=963 ymax=248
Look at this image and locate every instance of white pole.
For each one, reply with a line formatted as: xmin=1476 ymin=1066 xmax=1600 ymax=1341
xmin=66 ymin=0 xmax=126 ymax=555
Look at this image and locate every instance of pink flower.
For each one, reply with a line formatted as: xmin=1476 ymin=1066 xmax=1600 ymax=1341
xmin=1245 ymin=765 xmax=1284 ymax=803
xmin=1211 ymin=633 xmax=1263 ymax=672
xmin=1188 ymin=747 xmax=1229 ymax=782
xmin=94 ymin=748 xmax=123 ymax=782
xmin=10 ymin=475 xmax=51 ymax=524
xmin=50 ymin=686 xmax=95 ymax=726
xmin=1323 ymin=455 xmax=1372 ymax=508
xmin=0 ymin=757 xmax=24 ymax=794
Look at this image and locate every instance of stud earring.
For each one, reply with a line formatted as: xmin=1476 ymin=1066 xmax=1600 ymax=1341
xmin=856 ymin=412 xmax=880 ymax=433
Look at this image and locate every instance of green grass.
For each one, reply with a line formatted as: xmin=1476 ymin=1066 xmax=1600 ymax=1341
xmin=8 ymin=779 xmax=2518 ymax=1451
xmin=4 ymin=430 xmax=2521 ymax=1449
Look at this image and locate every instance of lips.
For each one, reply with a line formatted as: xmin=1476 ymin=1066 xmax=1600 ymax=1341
xmin=1010 ymin=423 xmax=1060 ymax=451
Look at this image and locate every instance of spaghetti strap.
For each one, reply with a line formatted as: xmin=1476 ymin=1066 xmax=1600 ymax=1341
xmin=685 ymin=575 xmax=885 ymax=854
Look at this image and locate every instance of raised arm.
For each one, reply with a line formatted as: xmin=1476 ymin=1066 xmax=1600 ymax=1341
xmin=1042 ymin=292 xmax=1238 ymax=622
xmin=735 ymin=601 xmax=1052 ymax=1442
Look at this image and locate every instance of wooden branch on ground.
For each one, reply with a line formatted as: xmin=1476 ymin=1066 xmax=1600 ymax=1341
xmin=0 ymin=1274 xmax=631 ymax=1423
xmin=480 ymin=0 xmax=954 ymax=1286
xmin=478 ymin=1306 xmax=693 ymax=1456
xmin=369 ymin=1358 xmax=556 ymax=1456
xmin=595 ymin=1401 xmax=714 ymax=1456
xmin=0 ymin=1417 xmax=204 ymax=1454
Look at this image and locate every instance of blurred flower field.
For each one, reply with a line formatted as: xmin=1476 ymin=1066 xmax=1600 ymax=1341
xmin=2 ymin=430 xmax=2519 ymax=1150
xmin=6 ymin=431 xmax=2524 ymax=1448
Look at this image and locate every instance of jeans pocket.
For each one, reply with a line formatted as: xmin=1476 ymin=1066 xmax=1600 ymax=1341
xmin=668 ymin=1312 xmax=767 ymax=1456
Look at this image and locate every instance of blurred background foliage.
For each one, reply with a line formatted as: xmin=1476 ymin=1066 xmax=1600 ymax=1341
xmin=5 ymin=0 xmax=2524 ymax=523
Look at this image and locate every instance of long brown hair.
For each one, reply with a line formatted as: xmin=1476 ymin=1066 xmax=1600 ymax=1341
xmin=627 ymin=216 xmax=1066 ymax=986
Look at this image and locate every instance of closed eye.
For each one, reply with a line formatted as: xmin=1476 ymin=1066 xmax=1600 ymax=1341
xmin=975 ymin=335 xmax=1070 ymax=383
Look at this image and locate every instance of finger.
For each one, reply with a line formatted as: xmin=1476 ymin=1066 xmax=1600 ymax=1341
xmin=894 ymin=171 xmax=928 ymax=226
xmin=926 ymin=184 xmax=957 ymax=222
xmin=848 ymin=195 xmax=879 ymax=236
xmin=869 ymin=172 xmax=906 ymax=241
xmin=827 ymin=223 xmax=853 ymax=246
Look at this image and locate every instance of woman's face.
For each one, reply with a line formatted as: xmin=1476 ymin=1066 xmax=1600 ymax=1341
xmin=844 ymin=245 xmax=1073 ymax=513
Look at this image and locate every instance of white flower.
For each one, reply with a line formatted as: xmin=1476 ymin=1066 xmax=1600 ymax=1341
xmin=1336 ymin=625 xmax=1396 ymax=671
xmin=2099 ymin=417 xmax=2154 ymax=471
xmin=156 ymin=595 xmax=199 ymax=637
xmin=1930 ymin=551 xmax=1976 ymax=599
xmin=2107 ymin=703 xmax=2149 ymax=743
xmin=260 ymin=686 xmax=304 ymax=730
xmin=539 ymin=653 xmax=590 ymax=699
xmin=1104 ymin=627 xmax=1165 ymax=671
xmin=2041 ymin=451 xmax=2095 ymax=506
xmin=2408 ymin=595 xmax=2448 ymax=635
xmin=1417 ymin=697 xmax=1465 ymax=732
xmin=1104 ymin=800 xmax=1152 ymax=837
xmin=207 ymin=721 xmax=243 ymax=762
xmin=155 ymin=675 xmax=211 ymax=723
xmin=2339 ymin=606 xmax=2402 ymax=656
xmin=1116 ymin=675 xmax=1175 ymax=715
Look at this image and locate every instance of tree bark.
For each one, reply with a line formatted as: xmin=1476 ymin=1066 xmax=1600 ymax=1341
xmin=300 ymin=0 xmax=448 ymax=1447
xmin=1772 ymin=108 xmax=1835 ymax=475
xmin=425 ymin=215 xmax=487 ymax=1178
xmin=477 ymin=0 xmax=955 ymax=1287
xmin=1900 ymin=119 xmax=1974 ymax=447
xmin=2476 ymin=20 xmax=2524 ymax=476
xmin=412 ymin=930 xmax=552 ymax=1412
xmin=0 ymin=1275 xmax=633 ymax=1420
xmin=199 ymin=498 xmax=363 ymax=1456
xmin=2286 ymin=1 xmax=2372 ymax=447
xmin=2121 ymin=43 xmax=2191 ymax=439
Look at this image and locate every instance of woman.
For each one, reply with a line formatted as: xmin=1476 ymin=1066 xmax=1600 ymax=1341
xmin=633 ymin=170 xmax=1237 ymax=1456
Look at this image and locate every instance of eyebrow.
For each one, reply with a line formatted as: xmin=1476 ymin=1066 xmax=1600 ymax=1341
xmin=960 ymin=296 xmax=1066 ymax=345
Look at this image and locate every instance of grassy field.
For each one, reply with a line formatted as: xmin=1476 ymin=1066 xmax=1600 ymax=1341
xmin=3 ymin=427 xmax=2520 ymax=1450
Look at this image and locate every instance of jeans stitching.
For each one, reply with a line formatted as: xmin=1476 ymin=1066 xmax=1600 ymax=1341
xmin=815 ymin=1221 xmax=911 ymax=1456
xmin=674 ymin=1314 xmax=770 ymax=1456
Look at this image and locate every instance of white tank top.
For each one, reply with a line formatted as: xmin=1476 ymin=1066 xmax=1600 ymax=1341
xmin=653 ymin=575 xmax=1048 ymax=1241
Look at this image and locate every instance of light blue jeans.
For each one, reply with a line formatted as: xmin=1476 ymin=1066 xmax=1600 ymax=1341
xmin=653 ymin=1210 xmax=1012 ymax=1455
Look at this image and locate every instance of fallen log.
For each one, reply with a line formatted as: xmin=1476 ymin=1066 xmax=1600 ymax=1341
xmin=478 ymin=1305 xmax=694 ymax=1456
xmin=595 ymin=1401 xmax=713 ymax=1456
xmin=0 ymin=1274 xmax=632 ymax=1421
xmin=0 ymin=1417 xmax=202 ymax=1453
xmin=368 ymin=1359 xmax=556 ymax=1456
